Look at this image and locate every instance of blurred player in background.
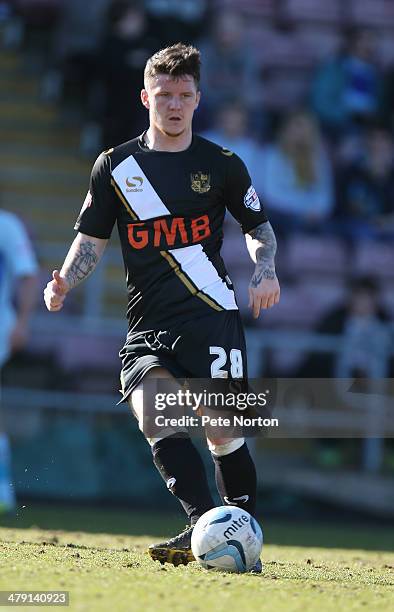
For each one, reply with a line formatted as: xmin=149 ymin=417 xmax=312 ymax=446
xmin=0 ymin=209 xmax=38 ymax=514
xmin=44 ymin=44 xmax=280 ymax=572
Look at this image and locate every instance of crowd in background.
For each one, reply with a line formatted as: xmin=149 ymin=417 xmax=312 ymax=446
xmin=2 ymin=0 xmax=394 ymax=241
xmin=0 ymin=0 xmax=393 ymax=353
xmin=0 ymin=0 xmax=393 ymax=504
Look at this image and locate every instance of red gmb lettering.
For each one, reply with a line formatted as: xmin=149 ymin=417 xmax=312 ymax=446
xmin=127 ymin=215 xmax=211 ymax=249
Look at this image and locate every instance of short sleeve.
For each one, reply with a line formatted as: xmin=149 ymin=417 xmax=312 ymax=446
xmin=224 ymin=152 xmax=268 ymax=233
xmin=74 ymin=152 xmax=117 ymax=239
xmin=0 ymin=213 xmax=38 ymax=277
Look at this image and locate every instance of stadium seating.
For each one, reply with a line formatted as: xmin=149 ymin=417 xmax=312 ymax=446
xmin=354 ymin=242 xmax=394 ymax=280
xmin=381 ymin=287 xmax=394 ymax=318
xmin=213 ymin=0 xmax=276 ymax=19
xmin=296 ymin=24 xmax=342 ymax=62
xmin=257 ymin=281 xmax=343 ymax=329
xmin=282 ymin=0 xmax=343 ymax=24
xmin=252 ymin=25 xmax=315 ymax=70
xmin=284 ymin=235 xmax=348 ymax=279
xmin=0 ymin=49 xmax=129 ymax=319
xmin=2 ymin=22 xmax=393 ymax=376
xmin=348 ymin=0 xmax=394 ymax=28
xmin=12 ymin=0 xmax=62 ymax=27
xmin=377 ymin=31 xmax=394 ymax=67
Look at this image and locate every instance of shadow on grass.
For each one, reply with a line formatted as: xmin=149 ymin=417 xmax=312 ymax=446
xmin=1 ymin=503 xmax=394 ymax=552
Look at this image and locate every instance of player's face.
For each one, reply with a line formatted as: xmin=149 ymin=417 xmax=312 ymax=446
xmin=141 ymin=74 xmax=200 ymax=138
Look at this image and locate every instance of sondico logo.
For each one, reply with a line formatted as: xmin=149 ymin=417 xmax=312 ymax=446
xmin=223 ymin=514 xmax=249 ymax=539
xmin=126 ymin=176 xmax=143 ymax=192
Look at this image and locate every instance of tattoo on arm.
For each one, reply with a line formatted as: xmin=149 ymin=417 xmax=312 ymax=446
xmin=64 ymin=240 xmax=99 ymax=289
xmin=248 ymin=221 xmax=277 ymax=262
xmin=248 ymin=222 xmax=277 ymax=286
xmin=250 ymin=266 xmax=275 ymax=287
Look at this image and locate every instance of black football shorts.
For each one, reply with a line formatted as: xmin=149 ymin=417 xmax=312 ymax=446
xmin=119 ymin=310 xmax=248 ymax=403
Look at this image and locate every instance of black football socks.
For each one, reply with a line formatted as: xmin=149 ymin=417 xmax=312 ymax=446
xmin=152 ymin=435 xmax=215 ymax=525
xmin=211 ymin=442 xmax=257 ymax=517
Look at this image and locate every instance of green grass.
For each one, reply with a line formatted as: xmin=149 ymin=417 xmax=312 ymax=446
xmin=2 ymin=503 xmax=394 ymax=551
xmin=1 ymin=506 xmax=394 ymax=611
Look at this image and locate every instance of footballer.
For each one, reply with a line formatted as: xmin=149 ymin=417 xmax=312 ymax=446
xmin=44 ymin=44 xmax=280 ymax=573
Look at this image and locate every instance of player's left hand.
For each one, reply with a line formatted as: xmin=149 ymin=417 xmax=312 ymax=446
xmin=248 ymin=271 xmax=280 ymax=318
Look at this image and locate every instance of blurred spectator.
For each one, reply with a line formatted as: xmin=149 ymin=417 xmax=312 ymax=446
xmin=41 ymin=0 xmax=110 ymax=104
xmin=382 ymin=65 xmax=394 ymax=131
xmin=201 ymin=100 xmax=264 ymax=194
xmin=260 ymin=111 xmax=334 ymax=234
xmin=298 ymin=276 xmax=390 ymax=379
xmin=86 ymin=0 xmax=159 ymax=151
xmin=297 ymin=274 xmax=391 ymax=470
xmin=198 ymin=10 xmax=264 ymax=133
xmin=1 ymin=1 xmax=62 ymax=50
xmin=0 ymin=209 xmax=38 ymax=514
xmin=0 ymin=1 xmax=22 ymax=48
xmin=145 ymin=0 xmax=208 ymax=47
xmin=10 ymin=0 xmax=61 ymax=28
xmin=335 ymin=126 xmax=394 ymax=240
xmin=0 ymin=1 xmax=12 ymax=21
xmin=311 ymin=28 xmax=383 ymax=137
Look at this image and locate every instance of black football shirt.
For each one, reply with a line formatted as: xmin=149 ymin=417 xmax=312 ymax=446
xmin=75 ymin=133 xmax=268 ymax=332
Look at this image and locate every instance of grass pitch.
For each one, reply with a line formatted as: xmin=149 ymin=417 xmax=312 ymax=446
xmin=1 ymin=507 xmax=393 ymax=612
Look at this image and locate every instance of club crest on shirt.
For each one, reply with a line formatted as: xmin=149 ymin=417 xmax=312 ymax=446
xmin=244 ymin=185 xmax=261 ymax=212
xmin=191 ymin=172 xmax=211 ymax=194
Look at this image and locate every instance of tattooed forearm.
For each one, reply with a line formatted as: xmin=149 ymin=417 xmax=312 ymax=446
xmin=248 ymin=221 xmax=277 ymax=263
xmin=246 ymin=221 xmax=277 ymax=285
xmin=63 ymin=240 xmax=99 ymax=289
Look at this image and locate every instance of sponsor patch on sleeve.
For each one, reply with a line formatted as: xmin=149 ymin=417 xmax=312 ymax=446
xmin=244 ymin=185 xmax=261 ymax=212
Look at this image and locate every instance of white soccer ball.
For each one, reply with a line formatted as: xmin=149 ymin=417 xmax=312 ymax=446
xmin=191 ymin=506 xmax=263 ymax=573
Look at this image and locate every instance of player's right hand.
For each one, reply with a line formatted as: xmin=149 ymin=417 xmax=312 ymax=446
xmin=44 ymin=270 xmax=70 ymax=312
